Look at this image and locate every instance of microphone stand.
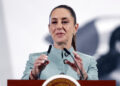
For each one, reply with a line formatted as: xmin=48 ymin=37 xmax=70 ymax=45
xmin=37 ymin=45 xmax=52 ymax=79
xmin=64 ymin=48 xmax=84 ymax=80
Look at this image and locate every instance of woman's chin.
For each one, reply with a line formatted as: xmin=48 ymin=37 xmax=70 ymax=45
xmin=53 ymin=37 xmax=67 ymax=44
xmin=56 ymin=40 xmax=66 ymax=45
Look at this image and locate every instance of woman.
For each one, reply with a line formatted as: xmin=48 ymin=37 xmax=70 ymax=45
xmin=22 ymin=5 xmax=98 ymax=80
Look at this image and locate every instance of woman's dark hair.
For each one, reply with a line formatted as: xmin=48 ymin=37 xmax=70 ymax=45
xmin=49 ymin=5 xmax=77 ymax=50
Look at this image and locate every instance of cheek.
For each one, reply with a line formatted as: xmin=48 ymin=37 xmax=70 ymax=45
xmin=66 ymin=26 xmax=74 ymax=35
xmin=65 ymin=29 xmax=74 ymax=41
xmin=49 ymin=27 xmax=56 ymax=35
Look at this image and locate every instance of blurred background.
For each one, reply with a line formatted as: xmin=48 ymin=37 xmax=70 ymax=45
xmin=0 ymin=0 xmax=120 ymax=86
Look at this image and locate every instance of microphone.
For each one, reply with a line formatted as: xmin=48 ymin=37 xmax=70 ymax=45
xmin=47 ymin=45 xmax=52 ymax=55
xmin=63 ymin=48 xmax=84 ymax=80
xmin=44 ymin=45 xmax=52 ymax=63
xmin=38 ymin=45 xmax=52 ymax=79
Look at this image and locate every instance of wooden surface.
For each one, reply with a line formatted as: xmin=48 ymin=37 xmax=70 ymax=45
xmin=8 ymin=80 xmax=116 ymax=86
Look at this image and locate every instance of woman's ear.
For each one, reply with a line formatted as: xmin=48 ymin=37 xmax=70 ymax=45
xmin=74 ymin=23 xmax=79 ymax=34
xmin=48 ymin=24 xmax=51 ymax=33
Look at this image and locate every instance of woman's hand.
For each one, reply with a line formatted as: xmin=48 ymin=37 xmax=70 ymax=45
xmin=64 ymin=51 xmax=88 ymax=80
xmin=29 ymin=54 xmax=49 ymax=80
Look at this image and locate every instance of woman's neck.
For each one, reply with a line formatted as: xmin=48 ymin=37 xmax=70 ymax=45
xmin=54 ymin=42 xmax=71 ymax=50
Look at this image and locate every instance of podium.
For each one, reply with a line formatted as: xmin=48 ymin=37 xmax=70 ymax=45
xmin=8 ymin=80 xmax=116 ymax=86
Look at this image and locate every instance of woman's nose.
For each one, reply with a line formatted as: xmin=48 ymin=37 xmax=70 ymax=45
xmin=57 ymin=22 xmax=63 ymax=29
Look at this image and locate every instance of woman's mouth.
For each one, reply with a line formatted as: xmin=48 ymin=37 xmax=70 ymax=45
xmin=56 ymin=32 xmax=65 ymax=37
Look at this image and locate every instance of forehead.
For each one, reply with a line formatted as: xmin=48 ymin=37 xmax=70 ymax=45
xmin=51 ymin=8 xmax=73 ymax=20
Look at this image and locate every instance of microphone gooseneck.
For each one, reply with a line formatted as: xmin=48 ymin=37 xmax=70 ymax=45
xmin=63 ymin=48 xmax=84 ymax=80
xmin=38 ymin=45 xmax=52 ymax=79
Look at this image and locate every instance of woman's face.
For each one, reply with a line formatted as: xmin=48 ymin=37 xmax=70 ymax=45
xmin=49 ymin=8 xmax=78 ymax=45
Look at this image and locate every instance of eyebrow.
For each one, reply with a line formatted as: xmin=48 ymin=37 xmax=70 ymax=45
xmin=62 ymin=17 xmax=68 ymax=20
xmin=51 ymin=17 xmax=69 ymax=20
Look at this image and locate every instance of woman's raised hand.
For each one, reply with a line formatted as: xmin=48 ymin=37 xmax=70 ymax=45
xmin=30 ymin=54 xmax=49 ymax=80
xmin=64 ymin=51 xmax=88 ymax=80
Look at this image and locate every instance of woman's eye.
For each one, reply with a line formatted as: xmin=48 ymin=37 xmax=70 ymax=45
xmin=62 ymin=21 xmax=68 ymax=24
xmin=52 ymin=21 xmax=57 ymax=24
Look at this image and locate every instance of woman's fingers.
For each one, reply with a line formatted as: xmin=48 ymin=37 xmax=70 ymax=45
xmin=37 ymin=54 xmax=48 ymax=60
xmin=35 ymin=54 xmax=49 ymax=64
xmin=73 ymin=51 xmax=83 ymax=69
xmin=33 ymin=54 xmax=49 ymax=76
xmin=64 ymin=51 xmax=84 ymax=75
xmin=73 ymin=51 xmax=82 ymax=61
xmin=64 ymin=60 xmax=76 ymax=68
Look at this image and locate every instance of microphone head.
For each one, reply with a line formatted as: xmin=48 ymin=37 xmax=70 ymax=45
xmin=63 ymin=48 xmax=71 ymax=55
xmin=47 ymin=45 xmax=52 ymax=55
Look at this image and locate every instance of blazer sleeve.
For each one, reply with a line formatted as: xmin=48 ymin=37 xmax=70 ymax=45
xmin=21 ymin=54 xmax=34 ymax=80
xmin=87 ymin=57 xmax=98 ymax=80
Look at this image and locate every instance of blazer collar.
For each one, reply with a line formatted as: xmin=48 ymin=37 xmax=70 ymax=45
xmin=50 ymin=45 xmax=75 ymax=56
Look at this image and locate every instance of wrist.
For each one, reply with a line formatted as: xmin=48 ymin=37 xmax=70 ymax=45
xmin=83 ymin=72 xmax=88 ymax=80
xmin=77 ymin=70 xmax=88 ymax=80
xmin=29 ymin=70 xmax=38 ymax=80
